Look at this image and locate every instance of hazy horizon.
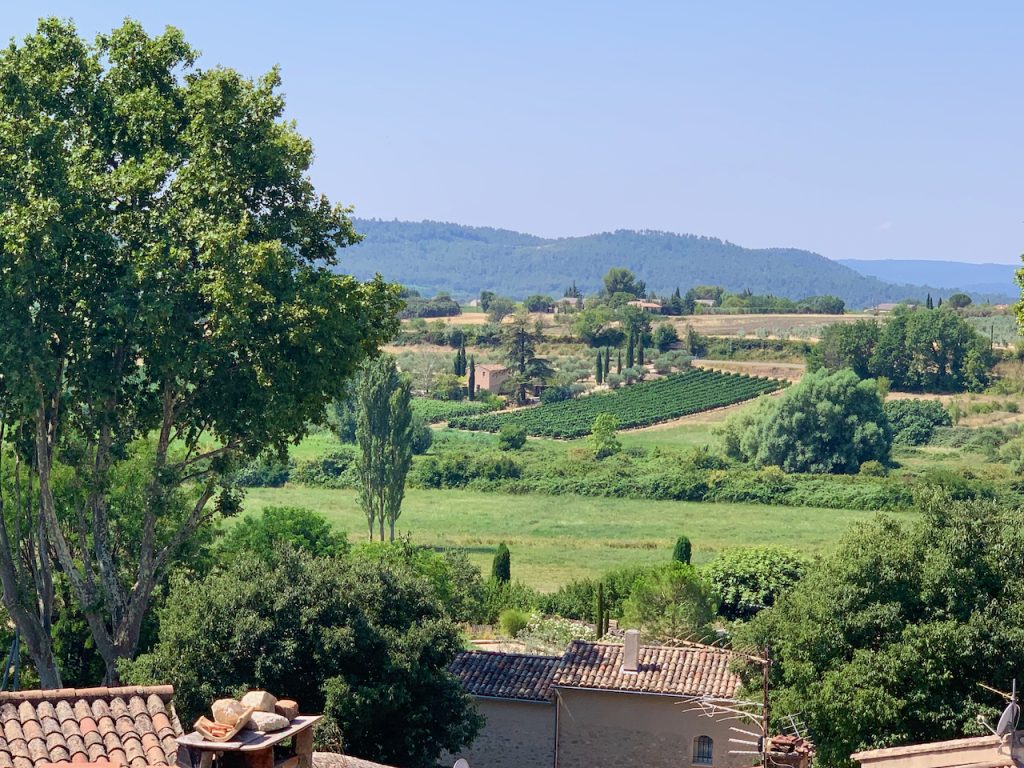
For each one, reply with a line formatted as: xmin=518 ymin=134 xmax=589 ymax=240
xmin=5 ymin=2 xmax=1022 ymax=265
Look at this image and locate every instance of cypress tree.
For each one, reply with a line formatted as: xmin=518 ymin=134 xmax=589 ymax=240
xmin=627 ymin=334 xmax=635 ymax=369
xmin=467 ymin=356 xmax=476 ymax=400
xmin=926 ymin=293 xmax=934 ymax=310
xmin=492 ymin=543 xmax=511 ymax=583
xmin=453 ymin=349 xmax=462 ymax=376
xmin=604 ymin=347 xmax=611 ymax=375
xmin=596 ymin=350 xmax=604 ymax=383
xmin=617 ymin=349 xmax=622 ymax=374
xmin=938 ymin=296 xmax=943 ymax=308
xmin=637 ymin=337 xmax=644 ymax=366
xmin=595 ymin=582 xmax=605 ymax=640
xmin=672 ymin=535 xmax=692 ymax=565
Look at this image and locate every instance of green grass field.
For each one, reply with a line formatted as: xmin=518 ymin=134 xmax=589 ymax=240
xmin=240 ymin=486 xmax=913 ymax=591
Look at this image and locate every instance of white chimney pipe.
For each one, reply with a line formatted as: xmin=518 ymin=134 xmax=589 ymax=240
xmin=623 ymin=629 xmax=640 ymax=672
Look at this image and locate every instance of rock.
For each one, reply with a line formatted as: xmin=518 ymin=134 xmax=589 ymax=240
xmin=275 ymin=700 xmax=299 ymax=720
xmin=211 ymin=699 xmax=248 ymax=726
xmin=240 ymin=690 xmax=278 ymax=713
xmin=244 ymin=711 xmax=290 ymax=732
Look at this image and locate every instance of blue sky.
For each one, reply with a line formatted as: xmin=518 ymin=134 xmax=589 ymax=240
xmin=4 ymin=2 xmax=1022 ymax=263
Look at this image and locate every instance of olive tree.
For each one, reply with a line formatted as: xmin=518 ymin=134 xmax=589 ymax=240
xmin=0 ymin=19 xmax=399 ymax=685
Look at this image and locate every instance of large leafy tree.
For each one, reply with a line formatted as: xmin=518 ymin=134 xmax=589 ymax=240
xmin=736 ymin=496 xmax=1024 ymax=768
xmin=122 ymin=547 xmax=482 ymax=768
xmin=503 ymin=314 xmax=553 ymax=404
xmin=0 ymin=19 xmax=399 ymax=685
xmin=355 ymin=356 xmax=413 ymax=542
xmin=721 ymin=368 xmax=891 ymax=473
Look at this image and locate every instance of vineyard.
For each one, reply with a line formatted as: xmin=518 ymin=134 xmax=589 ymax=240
xmin=411 ymin=398 xmax=501 ymax=423
xmin=448 ymin=370 xmax=785 ymax=438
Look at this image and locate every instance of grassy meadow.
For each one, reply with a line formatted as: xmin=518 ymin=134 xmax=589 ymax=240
xmin=241 ymin=485 xmax=912 ymax=591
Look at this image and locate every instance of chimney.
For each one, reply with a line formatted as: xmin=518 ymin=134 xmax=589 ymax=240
xmin=622 ymin=629 xmax=640 ymax=673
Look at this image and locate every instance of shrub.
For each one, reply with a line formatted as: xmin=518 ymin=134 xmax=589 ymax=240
xmin=482 ymin=579 xmax=539 ymax=624
xmin=703 ymin=546 xmax=809 ymax=621
xmin=290 ymin=449 xmax=359 ymax=488
xmin=859 ymin=460 xmax=888 ymax=477
xmin=672 ymin=535 xmax=692 ymax=565
xmin=540 ymin=385 xmax=574 ymax=404
xmin=621 ymin=563 xmax=716 ymax=641
xmin=884 ymin=399 xmax=952 ymax=446
xmin=498 ymin=608 xmax=530 ymax=638
xmin=410 ymin=418 xmax=434 ymax=454
xmin=498 ymin=424 xmax=527 ymax=451
xmin=592 ymin=413 xmax=621 ymax=459
xmin=517 ymin=613 xmax=595 ymax=654
xmin=216 ymin=507 xmax=350 ymax=563
xmin=234 ymin=453 xmax=291 ymax=487
xmin=537 ymin=578 xmax=600 ymax=620
xmin=492 ymin=543 xmax=511 ymax=582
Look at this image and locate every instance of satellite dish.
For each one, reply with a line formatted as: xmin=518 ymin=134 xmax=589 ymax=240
xmin=453 ymin=760 xmax=470 ymax=768
xmin=996 ymin=680 xmax=1020 ymax=737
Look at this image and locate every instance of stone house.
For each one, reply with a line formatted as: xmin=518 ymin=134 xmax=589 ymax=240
xmin=448 ymin=631 xmax=748 ymax=768
xmin=475 ymin=364 xmax=510 ymax=395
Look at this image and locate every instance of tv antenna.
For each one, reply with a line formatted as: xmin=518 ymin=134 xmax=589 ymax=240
xmin=978 ymin=680 xmax=1019 ymax=738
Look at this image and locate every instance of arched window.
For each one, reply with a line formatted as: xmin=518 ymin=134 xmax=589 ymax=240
xmin=694 ymin=735 xmax=714 ymax=765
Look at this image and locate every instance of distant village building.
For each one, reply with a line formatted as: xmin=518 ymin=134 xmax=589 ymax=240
xmin=475 ymin=364 xmax=510 ymax=394
xmin=626 ymin=300 xmax=663 ymax=312
xmin=554 ymin=297 xmax=580 ymax=313
xmin=446 ymin=631 xmax=748 ymax=768
xmin=869 ymin=302 xmax=918 ymax=314
xmin=467 ymin=298 xmax=481 ymax=308
xmin=693 ymin=298 xmax=717 ymax=308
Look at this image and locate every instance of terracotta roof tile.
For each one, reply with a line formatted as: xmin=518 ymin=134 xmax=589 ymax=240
xmin=449 ymin=651 xmax=559 ymax=702
xmin=553 ymin=640 xmax=741 ymax=698
xmin=0 ymin=688 xmax=179 ymax=768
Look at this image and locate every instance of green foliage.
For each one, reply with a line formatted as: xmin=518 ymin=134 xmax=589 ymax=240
xmin=884 ymin=399 xmax=952 ymax=445
xmin=398 ymin=293 xmax=461 ymax=319
xmin=721 ymin=368 xmax=891 ymax=474
xmin=357 ymin=356 xmax=414 ymax=541
xmin=234 ymin=453 xmax=292 ymax=487
xmin=217 ymin=507 xmax=350 ymax=562
xmin=291 ymin=450 xmax=358 ymax=488
xmin=498 ymin=609 xmax=530 ymax=638
xmin=492 ymin=543 xmax=511 ymax=583
xmin=653 ymin=323 xmax=679 ymax=352
xmin=450 ymin=370 xmax=783 ymax=438
xmin=540 ymin=385 xmax=574 ymax=404
xmin=482 ymin=579 xmax=539 ymax=624
xmin=735 ymin=496 xmax=1024 ymax=768
xmin=702 ymin=547 xmax=808 ymax=621
xmin=411 ymin=398 xmax=500 ymax=423
xmin=947 ymin=292 xmax=973 ymax=309
xmin=813 ymin=309 xmax=993 ymax=392
xmin=487 ymin=296 xmax=517 ymax=322
xmin=602 ymin=267 xmax=646 ymax=298
xmin=516 ymin=613 xmax=596 ymax=654
xmin=411 ymin=418 xmax=435 ymax=455
xmin=591 ymin=414 xmax=622 ymax=459
xmin=858 ymin=460 xmax=888 ymax=477
xmin=672 ymin=535 xmax=692 ymax=565
xmin=498 ymin=424 xmax=527 ymax=451
xmin=0 ymin=18 xmax=401 ymax=681
xmin=524 ymin=294 xmax=554 ymax=312
xmin=621 ymin=563 xmax=716 ymax=642
xmin=121 ymin=547 xmax=481 ymax=768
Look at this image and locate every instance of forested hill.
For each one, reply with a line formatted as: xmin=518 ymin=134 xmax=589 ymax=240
xmin=839 ymin=259 xmax=1018 ymax=299
xmin=341 ymin=219 xmax=955 ymax=308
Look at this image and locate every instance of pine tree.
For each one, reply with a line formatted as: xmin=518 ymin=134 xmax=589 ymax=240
xmin=492 ymin=543 xmax=511 ymax=583
xmin=467 ymin=356 xmax=476 ymax=400
xmin=596 ymin=350 xmax=604 ymax=384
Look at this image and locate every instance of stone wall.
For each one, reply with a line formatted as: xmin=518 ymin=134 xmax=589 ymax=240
xmin=444 ymin=698 xmax=556 ymax=768
xmin=554 ymin=688 xmax=747 ymax=768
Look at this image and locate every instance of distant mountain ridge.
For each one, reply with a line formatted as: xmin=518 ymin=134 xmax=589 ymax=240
xmin=338 ymin=219 xmax=1004 ymax=308
xmin=839 ymin=259 xmax=1018 ymax=300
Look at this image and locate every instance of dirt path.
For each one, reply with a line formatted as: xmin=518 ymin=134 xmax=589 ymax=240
xmin=694 ymin=359 xmax=806 ymax=381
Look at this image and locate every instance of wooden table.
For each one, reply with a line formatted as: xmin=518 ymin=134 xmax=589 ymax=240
xmin=178 ymin=715 xmax=321 ymax=768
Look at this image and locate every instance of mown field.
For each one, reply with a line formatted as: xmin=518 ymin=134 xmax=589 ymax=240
xmin=240 ymin=485 xmax=913 ymax=591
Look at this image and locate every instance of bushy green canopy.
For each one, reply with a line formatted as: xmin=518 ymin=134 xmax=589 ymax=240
xmin=735 ymin=495 xmax=1024 ymax=768
xmin=722 ymin=368 xmax=891 ymax=473
xmin=122 ymin=547 xmax=481 ymax=768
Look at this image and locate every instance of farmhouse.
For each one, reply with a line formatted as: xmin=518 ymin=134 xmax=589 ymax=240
xmin=447 ymin=631 xmax=749 ymax=768
xmin=626 ymin=300 xmax=663 ymax=313
xmin=475 ymin=364 xmax=510 ymax=395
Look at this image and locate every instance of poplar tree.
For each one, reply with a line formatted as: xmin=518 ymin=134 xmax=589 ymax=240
xmin=356 ymin=356 xmax=413 ymax=543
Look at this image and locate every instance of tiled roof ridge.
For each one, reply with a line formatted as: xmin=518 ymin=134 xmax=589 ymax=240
xmin=0 ymin=686 xmax=174 ymax=705
xmin=461 ymin=649 xmax=561 ymax=661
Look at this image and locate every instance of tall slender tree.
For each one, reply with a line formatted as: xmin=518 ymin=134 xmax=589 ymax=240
xmin=617 ymin=349 xmax=623 ymax=374
xmin=627 ymin=334 xmax=636 ymax=368
xmin=356 ymin=356 xmax=413 ymax=543
xmin=467 ymin=356 xmax=476 ymax=400
xmin=604 ymin=347 xmax=611 ymax=375
xmin=596 ymin=350 xmax=604 ymax=384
